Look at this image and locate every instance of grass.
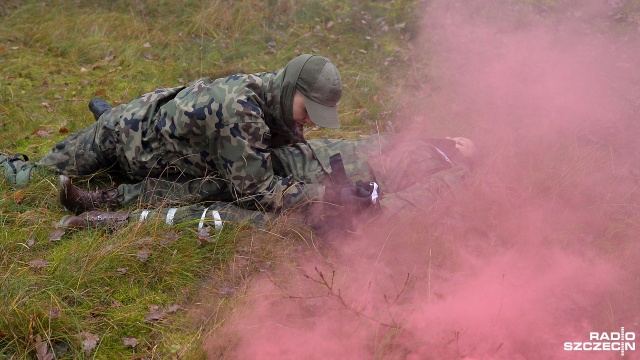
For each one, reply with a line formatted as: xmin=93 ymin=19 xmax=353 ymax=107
xmin=0 ymin=0 xmax=421 ymax=358
xmin=3 ymin=0 xmax=640 ymax=358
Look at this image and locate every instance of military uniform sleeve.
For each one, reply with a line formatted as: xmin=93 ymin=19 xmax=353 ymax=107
xmin=216 ymin=119 xmax=321 ymax=211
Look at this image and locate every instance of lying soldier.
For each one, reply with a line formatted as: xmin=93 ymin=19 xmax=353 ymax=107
xmin=55 ymin=134 xmax=476 ymax=232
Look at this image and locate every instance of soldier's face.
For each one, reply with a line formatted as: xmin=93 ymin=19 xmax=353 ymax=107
xmin=292 ymin=91 xmax=315 ymax=127
xmin=446 ymin=137 xmax=477 ymax=158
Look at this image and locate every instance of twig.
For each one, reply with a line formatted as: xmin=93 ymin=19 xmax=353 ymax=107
xmin=303 ymin=267 xmax=399 ymax=328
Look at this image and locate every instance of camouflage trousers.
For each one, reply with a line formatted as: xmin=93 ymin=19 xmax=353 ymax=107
xmin=36 ymin=115 xmax=119 ymax=176
xmin=37 ymin=115 xmax=234 ymax=207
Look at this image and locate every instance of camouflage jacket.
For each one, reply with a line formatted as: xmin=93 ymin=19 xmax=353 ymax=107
xmin=108 ymin=70 xmax=321 ymax=211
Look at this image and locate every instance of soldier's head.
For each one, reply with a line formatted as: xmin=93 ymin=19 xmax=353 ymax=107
xmin=293 ymin=55 xmax=342 ymax=129
xmin=279 ymin=54 xmax=343 ymax=145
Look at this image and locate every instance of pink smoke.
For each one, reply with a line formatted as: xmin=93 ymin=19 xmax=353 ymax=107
xmin=206 ymin=1 xmax=640 ymax=359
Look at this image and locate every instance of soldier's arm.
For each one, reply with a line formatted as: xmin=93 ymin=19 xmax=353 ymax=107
xmin=217 ymin=120 xmax=322 ymax=211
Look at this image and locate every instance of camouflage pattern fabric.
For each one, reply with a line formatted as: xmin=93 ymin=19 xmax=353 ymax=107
xmin=38 ymin=71 xmax=322 ymax=211
xmin=116 ymin=176 xmax=233 ymax=207
xmin=36 ymin=115 xmax=119 ymax=176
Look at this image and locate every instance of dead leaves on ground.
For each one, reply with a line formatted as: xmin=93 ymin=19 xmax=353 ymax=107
xmin=35 ymin=332 xmax=140 ymax=356
xmin=196 ymin=226 xmax=214 ymax=245
xmin=48 ymin=227 xmax=65 ymax=242
xmin=80 ymin=331 xmax=99 ymax=356
xmin=144 ymin=304 xmax=183 ymax=323
xmin=48 ymin=307 xmax=61 ymax=319
xmin=35 ymin=335 xmax=53 ymax=360
xmin=122 ymin=337 xmax=139 ymax=348
xmin=5 ymin=189 xmax=24 ymax=205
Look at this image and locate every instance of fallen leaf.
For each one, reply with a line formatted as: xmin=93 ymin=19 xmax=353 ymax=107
xmin=122 ymin=337 xmax=139 ymax=348
xmin=11 ymin=190 xmax=24 ymax=204
xmin=144 ymin=308 xmax=166 ymax=322
xmin=136 ymin=248 xmax=150 ymax=262
xmin=197 ymin=226 xmax=212 ymax=244
xmin=325 ymin=20 xmax=334 ymax=30
xmin=80 ymin=331 xmax=99 ymax=356
xmin=28 ymin=259 xmax=50 ymax=269
xmin=48 ymin=228 xmax=65 ymax=242
xmin=160 ymin=230 xmax=179 ymax=246
xmin=35 ymin=128 xmax=54 ymax=137
xmin=48 ymin=307 xmax=61 ymax=319
xmin=27 ymin=238 xmax=35 ymax=247
xmin=35 ymin=334 xmax=53 ymax=360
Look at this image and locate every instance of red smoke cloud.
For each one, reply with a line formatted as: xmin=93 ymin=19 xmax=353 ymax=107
xmin=206 ymin=1 xmax=640 ymax=358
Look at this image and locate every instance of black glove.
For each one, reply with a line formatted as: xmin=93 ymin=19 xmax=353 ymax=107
xmin=324 ymin=185 xmax=372 ymax=209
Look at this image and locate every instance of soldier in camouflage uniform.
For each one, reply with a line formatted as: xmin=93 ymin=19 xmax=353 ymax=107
xmin=37 ymin=54 xmax=374 ymax=216
xmin=58 ymin=134 xmax=475 ymax=231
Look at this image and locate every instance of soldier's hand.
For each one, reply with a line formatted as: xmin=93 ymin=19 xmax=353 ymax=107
xmin=324 ymin=185 xmax=372 ymax=209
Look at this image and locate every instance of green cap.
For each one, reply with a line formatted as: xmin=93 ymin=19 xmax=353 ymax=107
xmin=295 ymin=55 xmax=342 ymax=128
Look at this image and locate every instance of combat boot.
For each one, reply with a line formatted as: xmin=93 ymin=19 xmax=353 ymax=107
xmin=58 ymin=210 xmax=130 ymax=230
xmin=88 ymin=98 xmax=114 ymax=121
xmin=60 ymin=175 xmax=119 ymax=215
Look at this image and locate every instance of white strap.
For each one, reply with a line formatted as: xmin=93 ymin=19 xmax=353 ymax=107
xmin=212 ymin=211 xmax=223 ymax=232
xmin=198 ymin=207 xmax=210 ymax=230
xmin=165 ymin=208 xmax=178 ymax=225
xmin=139 ymin=210 xmax=150 ymax=222
xmin=370 ymin=182 xmax=379 ymax=205
xmin=432 ymin=145 xmax=455 ymax=166
xmin=198 ymin=208 xmax=223 ymax=232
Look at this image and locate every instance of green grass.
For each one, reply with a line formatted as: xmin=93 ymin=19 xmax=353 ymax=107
xmin=0 ymin=0 xmax=420 ymax=358
xmin=4 ymin=0 xmax=639 ymax=358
